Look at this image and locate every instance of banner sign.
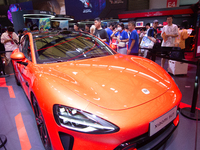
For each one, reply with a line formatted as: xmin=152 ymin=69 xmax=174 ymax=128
xmin=167 ymin=0 xmax=178 ymax=8
xmin=118 ymin=8 xmax=193 ymax=19
xmin=109 ymin=0 xmax=124 ymax=4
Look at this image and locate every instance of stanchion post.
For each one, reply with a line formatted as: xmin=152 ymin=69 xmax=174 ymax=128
xmin=0 ymin=134 xmax=7 ymax=149
xmin=191 ymin=58 xmax=200 ymax=113
xmin=181 ymin=58 xmax=200 ymax=120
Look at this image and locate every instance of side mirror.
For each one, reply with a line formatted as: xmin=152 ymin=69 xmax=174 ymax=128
xmin=11 ymin=52 xmax=25 ymax=60
xmin=11 ymin=52 xmax=28 ymax=66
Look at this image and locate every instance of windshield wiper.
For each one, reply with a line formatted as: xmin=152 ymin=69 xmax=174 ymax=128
xmin=42 ymin=60 xmax=65 ymax=64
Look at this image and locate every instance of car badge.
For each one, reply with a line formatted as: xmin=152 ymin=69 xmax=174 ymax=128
xmin=142 ymin=88 xmax=150 ymax=94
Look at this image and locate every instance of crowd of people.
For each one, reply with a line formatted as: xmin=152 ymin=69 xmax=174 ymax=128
xmin=0 ymin=15 xmax=189 ymax=71
xmin=74 ymin=16 xmax=189 ymax=68
xmin=74 ymin=17 xmax=140 ymax=56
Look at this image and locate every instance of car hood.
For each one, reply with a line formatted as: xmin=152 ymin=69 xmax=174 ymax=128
xmin=39 ymin=54 xmax=172 ymax=110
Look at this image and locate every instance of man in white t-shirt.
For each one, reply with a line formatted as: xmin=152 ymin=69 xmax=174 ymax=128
xmin=1 ymin=26 xmax=19 ymax=59
xmin=161 ymin=16 xmax=178 ymax=68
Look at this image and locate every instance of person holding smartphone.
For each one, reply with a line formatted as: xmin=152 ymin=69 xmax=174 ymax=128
xmin=111 ymin=22 xmax=129 ymax=54
xmin=1 ymin=26 xmax=19 ymax=60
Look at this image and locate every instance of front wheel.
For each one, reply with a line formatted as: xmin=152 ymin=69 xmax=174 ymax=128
xmin=32 ymin=95 xmax=52 ymax=150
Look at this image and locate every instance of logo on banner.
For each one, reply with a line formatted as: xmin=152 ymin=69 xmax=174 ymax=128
xmin=0 ymin=15 xmax=6 ymax=18
xmin=109 ymin=0 xmax=124 ymax=4
xmin=80 ymin=0 xmax=92 ymax=13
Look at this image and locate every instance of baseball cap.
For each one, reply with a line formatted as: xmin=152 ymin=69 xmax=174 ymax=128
xmin=23 ymin=28 xmax=28 ymax=31
xmin=153 ymin=20 xmax=159 ymax=23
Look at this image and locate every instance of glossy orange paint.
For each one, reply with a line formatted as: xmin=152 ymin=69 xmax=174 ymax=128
xmin=173 ymin=114 xmax=179 ymax=127
xmin=11 ymin=32 xmax=182 ymax=150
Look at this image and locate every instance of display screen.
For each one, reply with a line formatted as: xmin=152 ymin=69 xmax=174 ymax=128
xmin=8 ymin=1 xmax=33 ymax=23
xmin=0 ymin=1 xmax=33 ymax=28
xmin=39 ymin=18 xmax=51 ymax=29
xmin=0 ymin=5 xmax=12 ymax=28
xmin=65 ymin=0 xmax=106 ymax=20
xmin=32 ymin=0 xmax=66 ymax=15
xmin=24 ymin=18 xmax=51 ymax=30
xmin=24 ymin=18 xmax=39 ymax=30
xmin=51 ymin=20 xmax=69 ymax=29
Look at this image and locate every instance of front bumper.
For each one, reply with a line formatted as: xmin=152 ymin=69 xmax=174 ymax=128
xmin=53 ymin=113 xmax=179 ymax=150
xmin=114 ymin=113 xmax=179 ymax=150
xmin=42 ymin=87 xmax=181 ymax=150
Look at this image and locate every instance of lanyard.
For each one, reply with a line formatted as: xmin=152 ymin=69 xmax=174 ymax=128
xmin=8 ymin=34 xmax=14 ymax=44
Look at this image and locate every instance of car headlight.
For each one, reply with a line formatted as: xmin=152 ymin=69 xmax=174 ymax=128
xmin=53 ymin=104 xmax=119 ymax=134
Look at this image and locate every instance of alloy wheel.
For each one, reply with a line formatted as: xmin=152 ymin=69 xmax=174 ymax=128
xmin=32 ymin=96 xmax=52 ymax=150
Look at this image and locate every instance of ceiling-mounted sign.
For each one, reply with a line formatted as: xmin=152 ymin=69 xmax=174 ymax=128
xmin=118 ymin=8 xmax=193 ymax=19
xmin=167 ymin=0 xmax=178 ymax=8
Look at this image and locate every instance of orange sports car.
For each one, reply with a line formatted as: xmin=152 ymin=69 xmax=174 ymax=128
xmin=11 ymin=31 xmax=182 ymax=150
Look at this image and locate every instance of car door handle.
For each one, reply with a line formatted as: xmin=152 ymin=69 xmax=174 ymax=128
xmin=26 ymin=82 xmax=29 ymax=88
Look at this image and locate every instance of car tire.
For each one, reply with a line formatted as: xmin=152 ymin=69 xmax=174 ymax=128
xmin=32 ymin=95 xmax=52 ymax=150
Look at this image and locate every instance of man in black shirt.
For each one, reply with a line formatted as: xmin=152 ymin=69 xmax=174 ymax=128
xmin=147 ymin=20 xmax=158 ymax=42
xmin=93 ymin=17 xmax=109 ymax=45
xmin=147 ymin=20 xmax=160 ymax=61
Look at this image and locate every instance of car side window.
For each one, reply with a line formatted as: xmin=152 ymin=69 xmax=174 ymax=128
xmin=22 ymin=35 xmax=32 ymax=61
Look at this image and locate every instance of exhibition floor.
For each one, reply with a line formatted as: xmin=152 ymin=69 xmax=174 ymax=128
xmin=0 ymin=56 xmax=199 ymax=150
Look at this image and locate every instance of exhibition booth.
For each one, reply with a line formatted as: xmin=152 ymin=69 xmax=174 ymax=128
xmin=0 ymin=0 xmax=200 ymax=150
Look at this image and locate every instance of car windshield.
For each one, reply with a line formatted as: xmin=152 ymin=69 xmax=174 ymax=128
xmin=33 ymin=31 xmax=115 ymax=64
